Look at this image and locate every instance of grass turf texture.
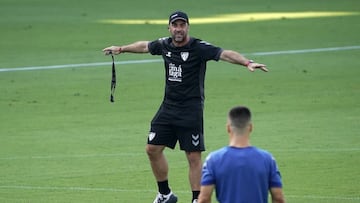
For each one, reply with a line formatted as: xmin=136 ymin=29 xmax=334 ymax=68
xmin=1 ymin=0 xmax=360 ymax=202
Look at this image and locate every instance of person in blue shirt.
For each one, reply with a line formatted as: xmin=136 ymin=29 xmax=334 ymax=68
xmin=199 ymin=106 xmax=285 ymax=203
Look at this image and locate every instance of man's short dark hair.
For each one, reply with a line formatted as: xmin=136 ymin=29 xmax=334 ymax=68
xmin=228 ymin=106 xmax=252 ymax=130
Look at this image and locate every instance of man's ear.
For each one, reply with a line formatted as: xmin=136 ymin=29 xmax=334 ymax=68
xmin=249 ymin=123 xmax=253 ymax=133
xmin=226 ymin=123 xmax=231 ymax=134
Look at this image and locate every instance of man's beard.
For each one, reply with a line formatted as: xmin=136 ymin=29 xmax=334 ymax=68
xmin=172 ymin=32 xmax=187 ymax=43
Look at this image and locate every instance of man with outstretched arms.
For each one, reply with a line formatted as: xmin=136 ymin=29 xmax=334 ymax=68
xmin=103 ymin=11 xmax=268 ymax=203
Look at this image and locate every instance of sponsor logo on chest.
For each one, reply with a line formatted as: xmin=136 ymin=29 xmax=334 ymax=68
xmin=168 ymin=63 xmax=182 ymax=82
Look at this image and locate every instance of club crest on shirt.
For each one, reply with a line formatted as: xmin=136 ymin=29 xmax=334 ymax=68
xmin=181 ymin=52 xmax=189 ymax=61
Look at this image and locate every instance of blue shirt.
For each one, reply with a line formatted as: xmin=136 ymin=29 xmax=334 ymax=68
xmin=201 ymin=146 xmax=283 ymax=203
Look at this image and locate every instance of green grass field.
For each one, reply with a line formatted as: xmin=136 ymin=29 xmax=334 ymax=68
xmin=1 ymin=0 xmax=360 ymax=202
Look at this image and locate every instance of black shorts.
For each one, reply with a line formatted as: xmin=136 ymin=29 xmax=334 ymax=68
xmin=148 ymin=103 xmax=205 ymax=152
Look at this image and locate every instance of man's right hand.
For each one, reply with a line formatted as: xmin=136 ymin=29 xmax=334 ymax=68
xmin=102 ymin=46 xmax=122 ymax=55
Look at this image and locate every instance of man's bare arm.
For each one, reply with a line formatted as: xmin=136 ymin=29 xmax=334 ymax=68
xmin=220 ymin=50 xmax=268 ymax=72
xmin=103 ymin=41 xmax=150 ymax=55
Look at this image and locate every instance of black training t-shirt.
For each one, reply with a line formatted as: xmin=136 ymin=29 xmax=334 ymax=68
xmin=148 ymin=37 xmax=223 ymax=107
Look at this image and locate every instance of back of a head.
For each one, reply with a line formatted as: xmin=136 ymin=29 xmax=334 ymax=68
xmin=228 ymin=106 xmax=252 ymax=134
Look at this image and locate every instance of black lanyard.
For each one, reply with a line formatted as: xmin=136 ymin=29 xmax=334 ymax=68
xmin=110 ymin=54 xmax=116 ymax=102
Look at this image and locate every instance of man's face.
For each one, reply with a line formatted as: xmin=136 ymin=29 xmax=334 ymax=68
xmin=169 ymin=20 xmax=189 ymax=43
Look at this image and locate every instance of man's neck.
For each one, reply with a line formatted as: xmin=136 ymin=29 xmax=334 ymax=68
xmin=229 ymin=134 xmax=251 ymax=148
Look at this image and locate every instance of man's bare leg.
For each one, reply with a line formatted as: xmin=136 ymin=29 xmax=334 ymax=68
xmin=146 ymin=144 xmax=168 ymax=181
xmin=186 ymin=151 xmax=202 ymax=202
xmin=146 ymin=144 xmax=178 ymax=203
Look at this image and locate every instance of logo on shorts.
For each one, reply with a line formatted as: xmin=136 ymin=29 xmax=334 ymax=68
xmin=149 ymin=132 xmax=156 ymax=141
xmin=192 ymin=134 xmax=200 ymax=146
